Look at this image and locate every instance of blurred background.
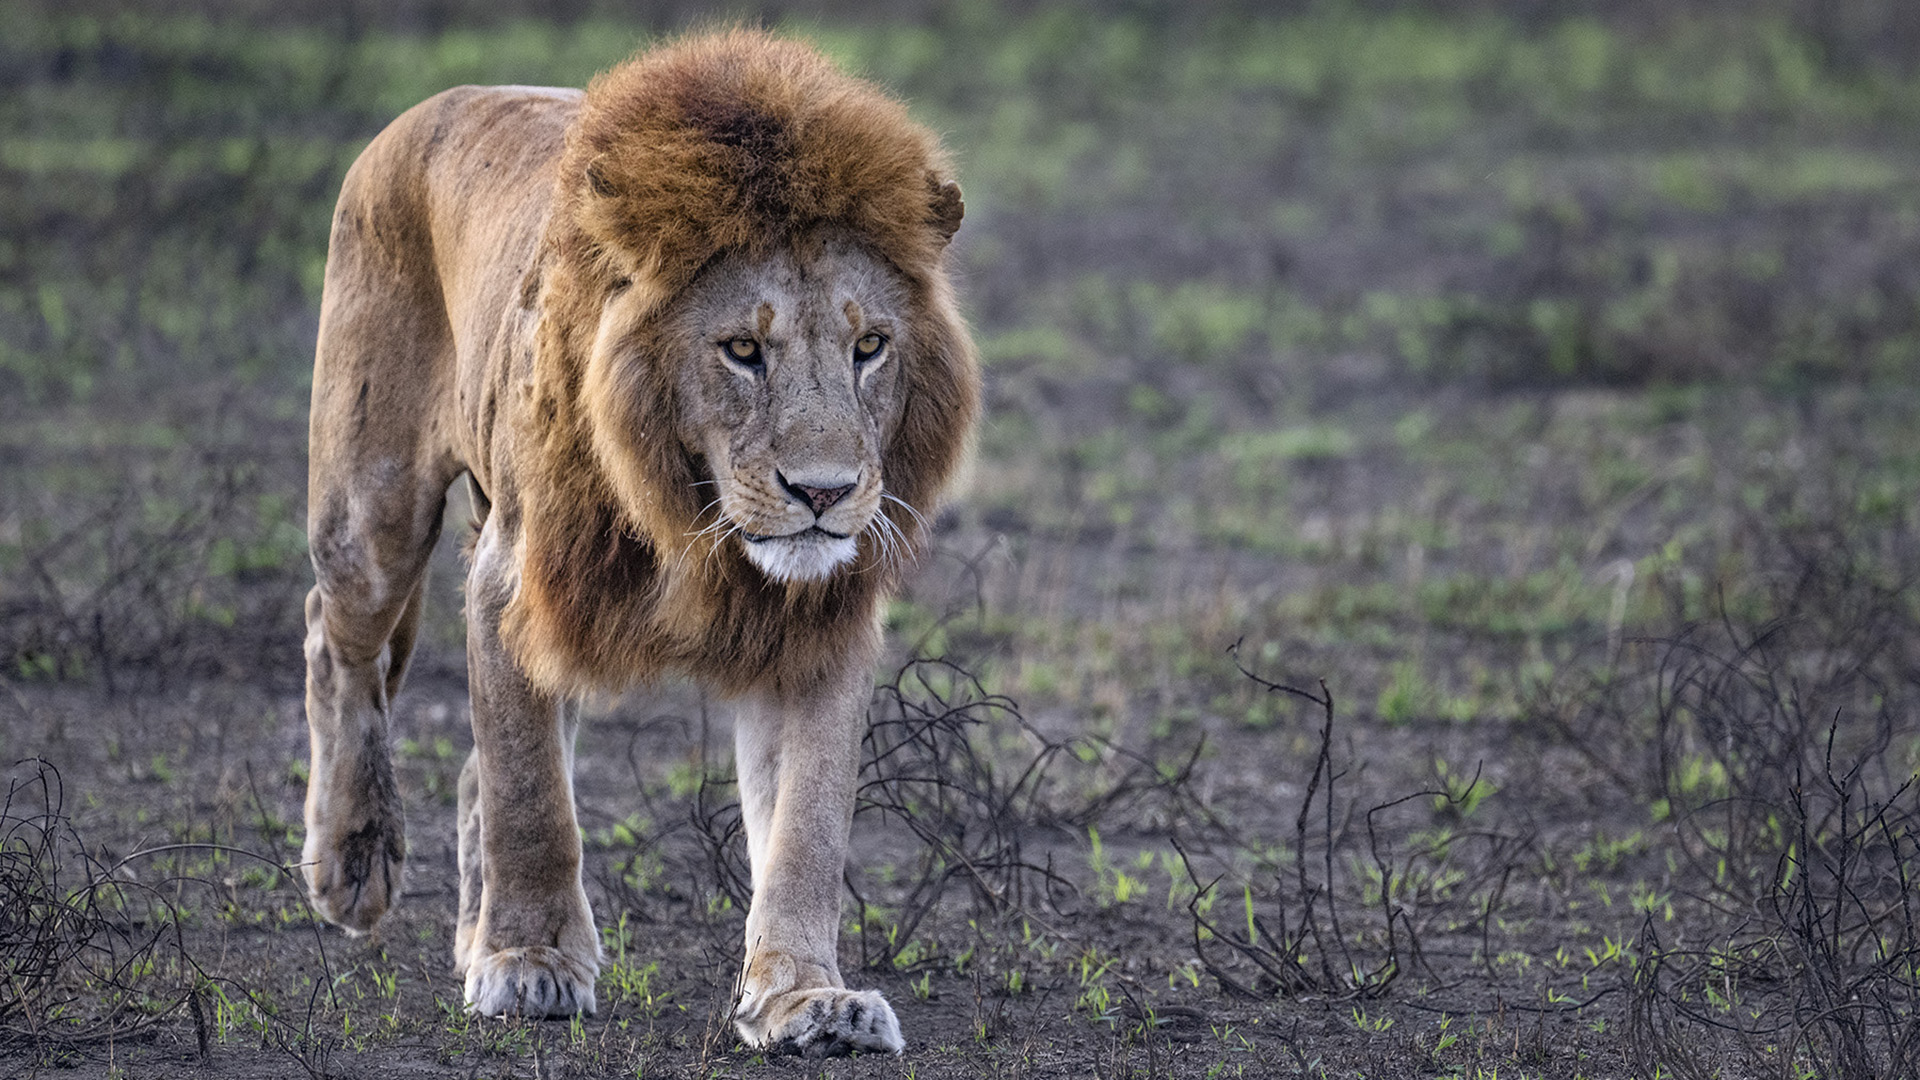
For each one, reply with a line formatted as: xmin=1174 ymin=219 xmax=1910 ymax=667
xmin=7 ymin=0 xmax=1920 ymax=699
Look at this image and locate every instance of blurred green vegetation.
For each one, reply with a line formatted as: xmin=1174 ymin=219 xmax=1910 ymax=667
xmin=6 ymin=1 xmax=1920 ymax=404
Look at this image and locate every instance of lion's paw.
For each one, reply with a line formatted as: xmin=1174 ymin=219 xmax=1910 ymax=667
xmin=302 ymin=815 xmax=405 ymax=934
xmin=464 ymin=946 xmax=598 ymax=1018
xmin=738 ymin=987 xmax=903 ymax=1058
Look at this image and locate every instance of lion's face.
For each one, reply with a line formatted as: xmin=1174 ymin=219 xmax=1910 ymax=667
xmin=599 ymin=236 xmax=910 ymax=583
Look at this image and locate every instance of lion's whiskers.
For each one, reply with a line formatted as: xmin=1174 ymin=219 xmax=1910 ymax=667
xmin=880 ymin=491 xmax=929 ymax=536
xmin=701 ymin=521 xmax=744 ymax=575
xmin=861 ymin=503 xmax=911 ymax=573
xmin=857 ymin=521 xmax=888 ymax=573
xmin=882 ymin=510 xmax=908 ymax=563
xmin=670 ymin=498 xmax=730 ymax=576
xmin=688 ymin=514 xmax=730 ymax=541
xmin=874 ymin=491 xmax=927 ymax=570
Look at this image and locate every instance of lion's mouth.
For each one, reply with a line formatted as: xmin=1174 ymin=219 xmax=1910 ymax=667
xmin=741 ymin=525 xmax=852 ymax=543
xmin=736 ymin=524 xmax=862 ymax=583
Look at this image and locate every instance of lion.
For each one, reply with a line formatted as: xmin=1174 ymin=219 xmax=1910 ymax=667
xmin=298 ymin=29 xmax=977 ymax=1056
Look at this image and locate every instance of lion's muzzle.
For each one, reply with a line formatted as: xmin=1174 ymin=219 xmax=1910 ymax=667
xmin=777 ymin=470 xmax=856 ymax=515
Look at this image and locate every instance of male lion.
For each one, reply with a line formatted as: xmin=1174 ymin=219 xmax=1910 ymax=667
xmin=299 ymin=30 xmax=977 ymax=1055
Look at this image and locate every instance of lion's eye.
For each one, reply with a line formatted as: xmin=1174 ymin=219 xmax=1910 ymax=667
xmin=724 ymin=337 xmax=762 ymax=366
xmin=853 ymin=333 xmax=886 ymax=363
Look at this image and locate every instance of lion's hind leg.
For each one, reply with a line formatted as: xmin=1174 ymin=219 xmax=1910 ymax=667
xmin=301 ymin=575 xmax=420 ymax=933
xmin=456 ymin=517 xmax=601 ymax=1018
xmin=301 ymin=443 xmax=448 ymax=934
xmin=453 ymin=745 xmax=484 ymax=972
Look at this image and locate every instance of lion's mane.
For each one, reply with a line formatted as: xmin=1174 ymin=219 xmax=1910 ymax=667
xmin=501 ymin=30 xmax=978 ymax=697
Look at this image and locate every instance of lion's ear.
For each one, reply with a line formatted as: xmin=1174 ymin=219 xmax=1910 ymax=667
xmin=927 ymin=177 xmax=964 ymax=244
xmin=586 ymin=156 xmax=617 ymax=199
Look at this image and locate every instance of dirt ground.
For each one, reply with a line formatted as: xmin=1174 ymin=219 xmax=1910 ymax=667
xmin=6 ymin=3 xmax=1920 ymax=1078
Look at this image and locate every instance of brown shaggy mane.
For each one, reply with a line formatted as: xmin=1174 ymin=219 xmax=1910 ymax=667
xmin=560 ymin=29 xmax=955 ymax=296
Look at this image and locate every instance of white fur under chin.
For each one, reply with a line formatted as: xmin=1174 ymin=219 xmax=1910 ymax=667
xmin=744 ymin=533 xmax=860 ymax=582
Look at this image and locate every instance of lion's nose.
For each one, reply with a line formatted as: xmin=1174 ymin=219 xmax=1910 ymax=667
xmin=777 ymin=471 xmax=856 ymax=515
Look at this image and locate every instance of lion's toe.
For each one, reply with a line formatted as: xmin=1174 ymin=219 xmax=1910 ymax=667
xmin=465 ymin=946 xmax=598 ymax=1018
xmin=744 ymin=987 xmax=903 ymax=1058
xmin=303 ymin=818 xmax=405 ymax=933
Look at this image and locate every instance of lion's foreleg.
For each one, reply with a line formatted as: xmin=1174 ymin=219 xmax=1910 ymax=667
xmin=457 ymin=521 xmax=600 ymax=1018
xmin=731 ymin=662 xmax=903 ymax=1056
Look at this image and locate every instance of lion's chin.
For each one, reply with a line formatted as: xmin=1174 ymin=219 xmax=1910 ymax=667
xmin=741 ymin=529 xmax=861 ymax=583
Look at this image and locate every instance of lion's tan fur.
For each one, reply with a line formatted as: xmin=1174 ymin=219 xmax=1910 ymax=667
xmin=299 ymin=29 xmax=975 ymax=1043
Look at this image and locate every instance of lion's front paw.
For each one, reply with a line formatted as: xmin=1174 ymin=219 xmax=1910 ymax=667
xmin=464 ymin=946 xmax=598 ymax=1018
xmin=302 ymin=814 xmax=405 ymax=934
xmin=737 ymin=987 xmax=903 ymax=1058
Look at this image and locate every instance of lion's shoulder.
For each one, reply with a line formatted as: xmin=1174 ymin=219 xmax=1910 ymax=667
xmin=338 ymin=84 xmax=580 ymax=225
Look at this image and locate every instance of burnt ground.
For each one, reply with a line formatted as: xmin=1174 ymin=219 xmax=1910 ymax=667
xmin=6 ymin=3 xmax=1920 ymax=1078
